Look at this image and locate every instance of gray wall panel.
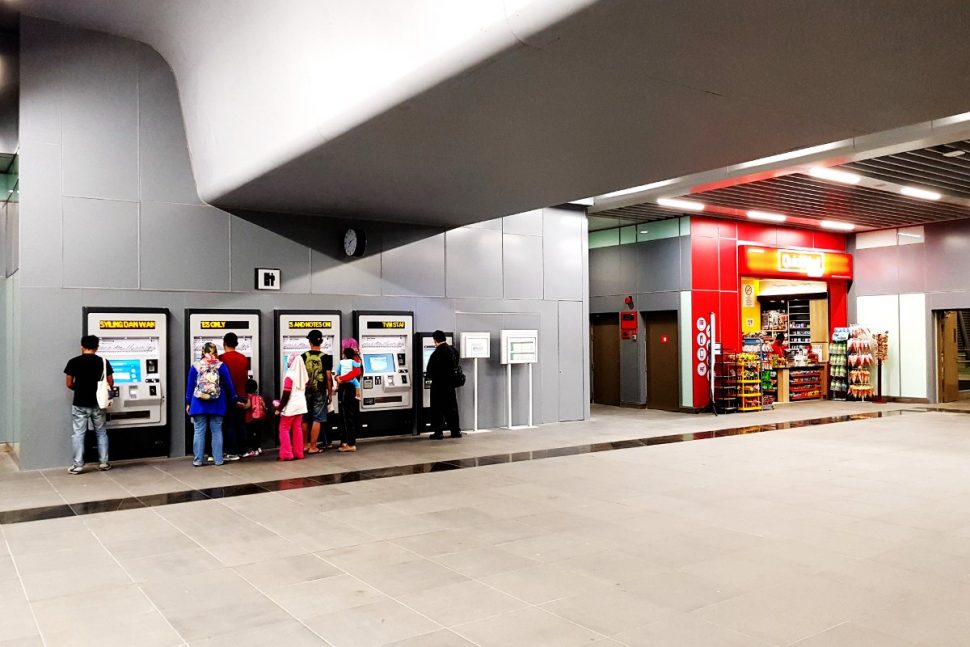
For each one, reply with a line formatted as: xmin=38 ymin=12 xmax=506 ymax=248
xmin=230 ymin=215 xmax=310 ymax=294
xmin=503 ymin=210 xmax=543 ymax=236
xmin=138 ymin=48 xmax=202 ymax=206
xmin=382 ymin=232 xmax=446 ymax=297
xmin=19 ymin=142 xmax=62 ymax=288
xmin=17 ymin=287 xmax=84 ymax=469
xmin=503 ymin=234 xmax=543 ymax=299
xmin=636 ymin=237 xmax=682 ymax=293
xmin=924 ymin=221 xmax=970 ymax=293
xmin=895 ymin=243 xmax=927 ymax=295
xmin=679 ymin=235 xmax=692 ymax=290
xmin=59 ymin=28 xmax=139 ymax=201
xmin=20 ymin=19 xmax=62 ymax=145
xmin=557 ymin=300 xmax=584 ymax=421
xmin=589 ymin=246 xmax=621 ymax=297
xmin=140 ymin=203 xmax=230 ymax=291
xmin=543 ymin=208 xmax=584 ymax=301
xmin=446 ymin=227 xmax=502 ymax=298
xmin=853 ymin=247 xmax=900 ymax=296
xmin=62 ymin=197 xmax=139 ymax=289
xmin=311 ymin=249 xmax=383 ymax=296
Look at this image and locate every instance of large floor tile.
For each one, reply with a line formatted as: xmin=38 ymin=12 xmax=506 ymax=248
xmin=304 ymin=598 xmax=440 ymax=647
xmin=480 ymin=563 xmax=606 ymax=605
xmin=612 ymin=612 xmax=771 ymax=647
xmin=452 ymin=606 xmax=602 ymax=647
xmin=267 ymin=573 xmax=386 ymax=619
xmin=398 ymin=579 xmax=527 ymax=627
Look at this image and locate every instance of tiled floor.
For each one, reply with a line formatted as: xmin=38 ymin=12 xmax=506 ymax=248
xmin=2 ymin=403 xmax=970 ymax=645
xmin=0 ymin=400 xmax=921 ymax=515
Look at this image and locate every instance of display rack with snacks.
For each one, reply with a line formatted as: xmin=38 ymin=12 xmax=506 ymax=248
xmin=738 ymin=352 xmax=763 ymax=412
xmin=847 ymin=326 xmax=874 ymax=400
xmin=788 ymin=366 xmax=822 ymax=401
xmin=714 ymin=352 xmax=739 ymax=414
xmin=828 ymin=328 xmax=849 ymax=400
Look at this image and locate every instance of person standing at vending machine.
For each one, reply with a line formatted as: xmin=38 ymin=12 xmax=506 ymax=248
xmin=301 ymin=330 xmax=333 ymax=454
xmin=426 ymin=330 xmax=462 ymax=439
xmin=276 ymin=353 xmax=308 ymax=460
xmin=64 ymin=335 xmax=114 ymax=474
xmin=186 ymin=342 xmax=238 ymax=467
xmin=219 ymin=333 xmax=249 ymax=461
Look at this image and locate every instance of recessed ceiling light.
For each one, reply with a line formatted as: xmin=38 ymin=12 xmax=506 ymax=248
xmin=900 ymin=186 xmax=942 ymax=201
xmin=820 ymin=220 xmax=855 ymax=231
xmin=746 ymin=210 xmax=787 ymax=222
xmin=639 ymin=230 xmax=649 ymax=234
xmin=656 ymin=197 xmax=705 ymax=212
xmin=942 ymin=149 xmax=966 ymax=158
xmin=808 ymin=167 xmax=861 ymax=185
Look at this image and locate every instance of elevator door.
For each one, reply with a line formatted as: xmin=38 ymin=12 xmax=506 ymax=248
xmin=939 ymin=311 xmax=960 ymax=402
xmin=645 ymin=311 xmax=679 ymax=411
xmin=591 ymin=314 xmax=620 ymax=406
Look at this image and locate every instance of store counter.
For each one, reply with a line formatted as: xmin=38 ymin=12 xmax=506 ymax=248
xmin=775 ymin=363 xmax=827 ymax=403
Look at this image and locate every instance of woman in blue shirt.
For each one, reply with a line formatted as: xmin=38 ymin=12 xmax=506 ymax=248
xmin=185 ymin=342 xmax=238 ymax=466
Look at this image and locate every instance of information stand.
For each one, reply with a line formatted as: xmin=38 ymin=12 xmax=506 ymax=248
xmin=460 ymin=332 xmax=491 ymax=432
xmin=500 ymin=329 xmax=538 ymax=429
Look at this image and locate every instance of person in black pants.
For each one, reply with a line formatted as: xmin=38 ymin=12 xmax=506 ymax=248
xmin=426 ymin=330 xmax=461 ymax=439
xmin=336 ymin=347 xmax=361 ymax=452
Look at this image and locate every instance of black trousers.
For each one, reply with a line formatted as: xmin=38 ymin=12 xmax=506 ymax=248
xmin=338 ymin=383 xmax=359 ymax=447
xmin=430 ymin=387 xmax=460 ymax=435
xmin=223 ymin=406 xmax=245 ymax=454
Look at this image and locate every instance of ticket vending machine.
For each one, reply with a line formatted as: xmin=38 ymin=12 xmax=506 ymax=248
xmin=83 ymin=308 xmax=169 ymax=459
xmin=184 ymin=309 xmax=261 ymax=452
xmin=275 ymin=310 xmax=342 ymax=436
xmin=354 ymin=311 xmax=414 ymax=435
xmin=414 ymin=331 xmax=453 ymax=433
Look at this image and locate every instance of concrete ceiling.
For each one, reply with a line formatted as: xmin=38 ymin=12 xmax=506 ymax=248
xmin=19 ymin=0 xmax=970 ymax=227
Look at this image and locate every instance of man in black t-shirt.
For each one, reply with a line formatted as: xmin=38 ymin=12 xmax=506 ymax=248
xmin=63 ymin=335 xmax=114 ymax=474
xmin=302 ymin=330 xmax=334 ymax=453
xmin=426 ymin=330 xmax=461 ymax=439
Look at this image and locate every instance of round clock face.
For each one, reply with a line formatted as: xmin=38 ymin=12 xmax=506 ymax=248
xmin=343 ymin=228 xmax=365 ymax=257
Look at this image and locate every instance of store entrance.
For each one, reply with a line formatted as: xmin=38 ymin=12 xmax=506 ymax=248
xmin=937 ymin=310 xmax=970 ymax=402
xmin=591 ymin=313 xmax=620 ymax=406
xmin=644 ymin=311 xmax=679 ymax=411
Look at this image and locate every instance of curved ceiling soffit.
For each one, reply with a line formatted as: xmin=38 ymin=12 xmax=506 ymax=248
xmin=19 ymin=0 xmax=600 ymax=206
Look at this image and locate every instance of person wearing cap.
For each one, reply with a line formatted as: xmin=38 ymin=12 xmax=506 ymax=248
xmin=301 ymin=329 xmax=333 ymax=454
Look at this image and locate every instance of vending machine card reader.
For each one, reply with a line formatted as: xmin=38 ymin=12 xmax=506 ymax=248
xmin=85 ymin=308 xmax=168 ymax=429
xmin=354 ymin=311 xmax=414 ymax=435
xmin=275 ymin=310 xmax=341 ymax=422
xmin=415 ymin=331 xmax=453 ymax=432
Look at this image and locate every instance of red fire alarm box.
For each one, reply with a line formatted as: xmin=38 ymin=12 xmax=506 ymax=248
xmin=620 ymin=311 xmax=638 ymax=340
xmin=620 ymin=311 xmax=638 ymax=330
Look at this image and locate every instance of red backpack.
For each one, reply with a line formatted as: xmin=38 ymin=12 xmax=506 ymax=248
xmin=249 ymin=394 xmax=267 ymax=421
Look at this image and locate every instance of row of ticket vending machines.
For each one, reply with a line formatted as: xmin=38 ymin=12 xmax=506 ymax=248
xmin=82 ymin=307 xmax=458 ymax=459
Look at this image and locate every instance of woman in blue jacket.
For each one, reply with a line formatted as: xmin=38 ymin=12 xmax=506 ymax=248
xmin=186 ymin=342 xmax=238 ymax=466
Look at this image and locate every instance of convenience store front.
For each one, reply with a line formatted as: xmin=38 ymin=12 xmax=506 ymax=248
xmin=689 ymin=217 xmax=852 ymax=410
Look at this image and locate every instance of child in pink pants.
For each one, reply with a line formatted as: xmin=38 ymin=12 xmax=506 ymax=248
xmin=276 ymin=353 xmax=308 ymax=461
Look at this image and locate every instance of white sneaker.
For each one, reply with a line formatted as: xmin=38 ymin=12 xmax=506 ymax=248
xmin=68 ymin=465 xmax=83 ymax=475
xmin=224 ymin=454 xmax=240 ymax=461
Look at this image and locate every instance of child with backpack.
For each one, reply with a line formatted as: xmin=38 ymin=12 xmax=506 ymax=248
xmin=185 ymin=342 xmax=238 ymax=466
xmin=241 ymin=378 xmax=266 ymax=458
xmin=275 ymin=353 xmax=308 ymax=461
